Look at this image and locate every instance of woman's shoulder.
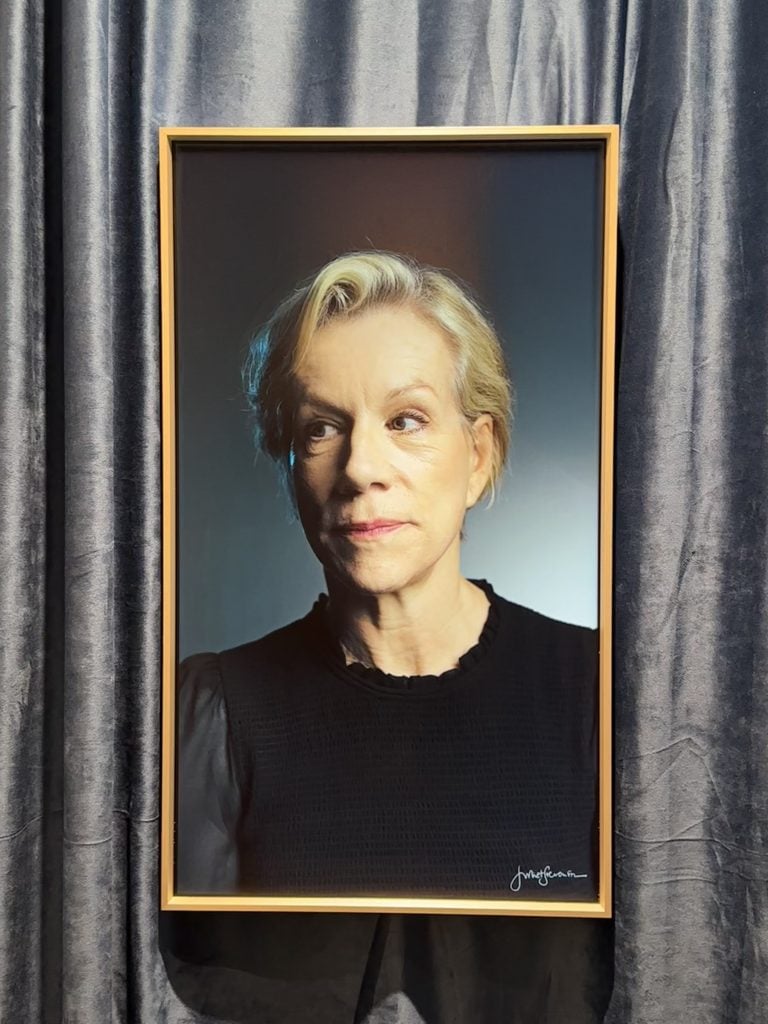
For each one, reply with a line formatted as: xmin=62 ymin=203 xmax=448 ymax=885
xmin=502 ymin=598 xmax=596 ymax=643
xmin=177 ymin=652 xmax=227 ymax=740
xmin=223 ymin=612 xmax=316 ymax=663
xmin=179 ymin=608 xmax=325 ymax=713
xmin=182 ymin=610 xmax=315 ymax=669
xmin=487 ymin=587 xmax=598 ymax=691
xmin=176 ymin=656 xmax=240 ymax=894
xmin=485 ymin=584 xmax=596 ymax=644
xmin=179 ymin=649 xmax=221 ymax=685
xmin=486 ymin=590 xmax=598 ymax=749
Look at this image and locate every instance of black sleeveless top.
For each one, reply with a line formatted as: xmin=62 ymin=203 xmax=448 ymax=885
xmin=176 ymin=583 xmax=598 ymax=900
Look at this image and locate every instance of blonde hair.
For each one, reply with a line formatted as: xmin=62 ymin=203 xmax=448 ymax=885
xmin=244 ymin=252 xmax=513 ymax=501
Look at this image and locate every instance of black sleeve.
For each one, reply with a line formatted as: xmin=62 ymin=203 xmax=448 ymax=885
xmin=176 ymin=652 xmax=241 ymax=895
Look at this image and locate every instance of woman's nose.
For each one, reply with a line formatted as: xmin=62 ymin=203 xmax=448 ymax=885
xmin=337 ymin=422 xmax=392 ymax=493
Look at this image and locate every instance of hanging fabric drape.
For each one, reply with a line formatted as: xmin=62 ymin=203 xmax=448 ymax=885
xmin=1 ymin=1 xmax=766 ymax=1021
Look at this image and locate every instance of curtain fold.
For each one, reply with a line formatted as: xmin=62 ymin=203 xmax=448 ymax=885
xmin=611 ymin=1 xmax=768 ymax=1019
xmin=0 ymin=1 xmax=48 ymax=1021
xmin=1 ymin=0 xmax=766 ymax=1021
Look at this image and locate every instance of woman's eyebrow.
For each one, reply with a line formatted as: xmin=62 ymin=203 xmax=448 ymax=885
xmin=296 ymin=394 xmax=346 ymax=416
xmin=385 ymin=382 xmax=438 ymax=400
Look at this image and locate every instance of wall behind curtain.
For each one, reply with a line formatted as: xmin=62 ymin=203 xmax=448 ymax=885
xmin=1 ymin=1 xmax=766 ymax=1022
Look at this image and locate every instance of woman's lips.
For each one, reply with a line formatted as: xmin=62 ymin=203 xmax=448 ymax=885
xmin=335 ymin=520 xmax=407 ymax=539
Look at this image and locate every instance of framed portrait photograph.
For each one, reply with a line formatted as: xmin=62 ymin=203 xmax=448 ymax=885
xmin=160 ymin=126 xmax=618 ymax=916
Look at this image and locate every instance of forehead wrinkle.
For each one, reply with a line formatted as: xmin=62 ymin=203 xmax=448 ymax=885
xmin=297 ymin=378 xmax=447 ymax=417
xmin=294 ymin=316 xmax=457 ymax=411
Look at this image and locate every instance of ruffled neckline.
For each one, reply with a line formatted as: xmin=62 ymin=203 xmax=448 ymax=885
xmin=308 ymin=580 xmax=500 ymax=696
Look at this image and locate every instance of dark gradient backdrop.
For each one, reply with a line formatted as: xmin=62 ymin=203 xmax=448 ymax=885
xmin=175 ymin=142 xmax=603 ymax=659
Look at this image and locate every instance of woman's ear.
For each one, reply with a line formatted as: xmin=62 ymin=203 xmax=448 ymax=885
xmin=466 ymin=414 xmax=494 ymax=508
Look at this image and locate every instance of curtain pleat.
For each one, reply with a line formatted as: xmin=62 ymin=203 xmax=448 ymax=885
xmin=611 ymin=2 xmax=768 ymax=1021
xmin=59 ymin=0 xmax=117 ymax=1017
xmin=0 ymin=1 xmax=48 ymax=1021
xmin=0 ymin=0 xmax=766 ymax=1021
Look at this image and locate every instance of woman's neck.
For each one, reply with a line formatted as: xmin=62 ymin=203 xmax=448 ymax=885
xmin=325 ymin=572 xmax=491 ymax=678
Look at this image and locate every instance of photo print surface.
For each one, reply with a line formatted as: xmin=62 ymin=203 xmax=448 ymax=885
xmin=161 ymin=129 xmax=616 ymax=916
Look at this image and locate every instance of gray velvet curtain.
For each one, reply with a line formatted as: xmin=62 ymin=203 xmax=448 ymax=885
xmin=1 ymin=1 xmax=766 ymax=1021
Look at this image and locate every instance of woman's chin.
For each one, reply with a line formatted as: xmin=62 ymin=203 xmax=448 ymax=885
xmin=325 ymin=559 xmax=425 ymax=599
xmin=333 ymin=574 xmax=410 ymax=599
xmin=319 ymin=536 xmax=462 ymax=601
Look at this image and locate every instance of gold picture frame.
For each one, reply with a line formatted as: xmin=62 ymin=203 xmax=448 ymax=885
xmin=160 ymin=126 xmax=618 ymax=916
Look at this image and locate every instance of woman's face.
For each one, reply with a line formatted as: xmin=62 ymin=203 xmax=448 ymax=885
xmin=291 ymin=305 xmax=493 ymax=598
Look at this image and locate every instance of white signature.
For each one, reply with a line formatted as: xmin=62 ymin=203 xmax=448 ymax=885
xmin=510 ymin=865 xmax=588 ymax=893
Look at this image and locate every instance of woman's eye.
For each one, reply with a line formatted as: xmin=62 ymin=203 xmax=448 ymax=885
xmin=389 ymin=413 xmax=426 ymax=433
xmin=305 ymin=421 xmax=339 ymax=441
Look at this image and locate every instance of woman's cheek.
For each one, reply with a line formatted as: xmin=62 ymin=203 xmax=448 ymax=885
xmin=296 ymin=458 xmax=331 ymax=500
xmin=394 ymin=434 xmax=444 ymax=465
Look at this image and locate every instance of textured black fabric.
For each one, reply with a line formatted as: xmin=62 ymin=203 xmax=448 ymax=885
xmin=2 ymin=0 xmax=768 ymax=1022
xmin=177 ymin=585 xmax=597 ymax=899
